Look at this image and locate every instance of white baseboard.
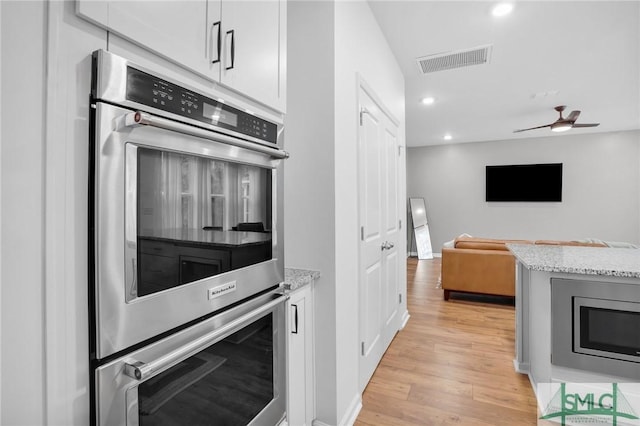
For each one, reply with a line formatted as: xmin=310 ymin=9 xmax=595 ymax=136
xmin=408 ymin=252 xmax=442 ymax=258
xmin=513 ymin=358 xmax=530 ymax=375
xmin=400 ymin=310 xmax=410 ymax=329
xmin=341 ymin=394 xmax=362 ymax=426
xmin=312 ymin=394 xmax=362 ymax=426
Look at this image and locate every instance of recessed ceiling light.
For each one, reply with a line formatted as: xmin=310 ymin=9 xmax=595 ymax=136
xmin=421 ymin=96 xmax=435 ymax=105
xmin=444 ymin=134 xmax=453 ymax=141
xmin=492 ymin=3 xmax=513 ymax=17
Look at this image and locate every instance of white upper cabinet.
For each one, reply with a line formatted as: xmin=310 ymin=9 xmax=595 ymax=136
xmin=76 ymin=0 xmax=286 ymax=112
xmin=76 ymin=1 xmax=214 ymax=76
xmin=218 ymin=1 xmax=284 ymax=112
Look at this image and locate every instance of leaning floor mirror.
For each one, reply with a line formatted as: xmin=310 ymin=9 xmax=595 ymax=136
xmin=409 ymin=198 xmax=433 ymax=260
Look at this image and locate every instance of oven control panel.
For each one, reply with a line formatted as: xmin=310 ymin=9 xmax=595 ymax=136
xmin=125 ymin=67 xmax=277 ymax=144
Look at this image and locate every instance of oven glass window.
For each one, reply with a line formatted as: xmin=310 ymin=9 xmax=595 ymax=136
xmin=580 ymin=306 xmax=640 ymax=356
xmin=138 ymin=313 xmax=274 ymax=425
xmin=137 ymin=148 xmax=272 ymax=297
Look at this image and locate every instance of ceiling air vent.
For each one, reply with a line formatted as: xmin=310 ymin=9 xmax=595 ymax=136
xmin=416 ymin=44 xmax=492 ymax=74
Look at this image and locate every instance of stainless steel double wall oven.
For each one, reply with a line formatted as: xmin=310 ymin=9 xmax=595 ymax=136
xmin=89 ymin=50 xmax=288 ymax=425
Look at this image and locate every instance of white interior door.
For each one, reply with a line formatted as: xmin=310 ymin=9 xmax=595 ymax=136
xmin=358 ymin=84 xmax=401 ymax=391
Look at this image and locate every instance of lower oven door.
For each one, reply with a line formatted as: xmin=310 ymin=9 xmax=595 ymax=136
xmin=95 ymin=290 xmax=287 ymax=426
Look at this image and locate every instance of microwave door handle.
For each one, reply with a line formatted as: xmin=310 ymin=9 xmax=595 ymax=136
xmin=123 ymin=294 xmax=288 ymax=381
xmin=123 ymin=111 xmax=289 ymax=160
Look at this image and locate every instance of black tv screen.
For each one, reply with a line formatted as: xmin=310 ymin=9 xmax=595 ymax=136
xmin=485 ymin=163 xmax=563 ymax=202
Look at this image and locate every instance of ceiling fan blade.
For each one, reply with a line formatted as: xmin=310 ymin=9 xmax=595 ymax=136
xmin=513 ymin=124 xmax=552 ymax=133
xmin=572 ymin=123 xmax=600 ymax=128
xmin=566 ymin=110 xmax=581 ymax=122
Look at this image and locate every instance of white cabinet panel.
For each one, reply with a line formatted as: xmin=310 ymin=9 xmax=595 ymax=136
xmin=77 ymin=1 xmax=216 ymax=78
xmin=287 ymin=284 xmax=314 ymax=426
xmin=220 ymin=1 xmax=284 ymax=111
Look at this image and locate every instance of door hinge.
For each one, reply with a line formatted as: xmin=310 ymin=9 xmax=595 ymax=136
xmin=398 ymin=145 xmax=402 ymax=156
xmin=360 ymin=226 xmax=364 ymax=241
xmin=361 ymin=342 xmax=365 ymax=356
xmin=359 ymin=107 xmax=370 ymax=126
xmin=399 ymin=219 xmax=402 ymax=230
xmin=399 ymin=294 xmax=402 ymax=304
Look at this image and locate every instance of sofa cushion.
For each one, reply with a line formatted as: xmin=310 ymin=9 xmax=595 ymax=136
xmin=534 ymin=240 xmax=607 ymax=247
xmin=454 ymin=236 xmax=532 ymax=251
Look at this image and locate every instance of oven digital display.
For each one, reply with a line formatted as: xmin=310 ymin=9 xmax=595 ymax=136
xmin=203 ymin=102 xmax=238 ymax=127
xmin=125 ymin=66 xmax=277 ymax=143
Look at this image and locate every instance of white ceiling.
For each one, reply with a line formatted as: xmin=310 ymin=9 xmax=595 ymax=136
xmin=368 ymin=1 xmax=640 ymax=147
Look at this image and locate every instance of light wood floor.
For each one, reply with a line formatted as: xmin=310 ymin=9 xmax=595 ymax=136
xmin=354 ymin=257 xmax=538 ymax=425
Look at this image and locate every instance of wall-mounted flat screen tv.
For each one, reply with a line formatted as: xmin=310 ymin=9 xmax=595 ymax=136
xmin=485 ymin=163 xmax=563 ymax=202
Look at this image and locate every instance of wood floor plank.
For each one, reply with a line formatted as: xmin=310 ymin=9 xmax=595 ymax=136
xmin=355 ymin=257 xmax=537 ymax=425
xmin=357 ymin=389 xmax=498 ymax=426
xmin=365 ymin=376 xmax=412 ymax=401
xmin=472 ymin=384 xmax=538 ymax=413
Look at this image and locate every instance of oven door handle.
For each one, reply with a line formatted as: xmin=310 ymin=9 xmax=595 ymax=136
xmin=123 ymin=293 xmax=288 ymax=382
xmin=123 ymin=111 xmax=289 ymax=160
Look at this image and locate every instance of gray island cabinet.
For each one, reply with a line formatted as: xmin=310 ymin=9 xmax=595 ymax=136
xmin=507 ymin=243 xmax=640 ymax=395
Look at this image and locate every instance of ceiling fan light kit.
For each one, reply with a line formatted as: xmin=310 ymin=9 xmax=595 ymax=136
xmin=514 ymin=105 xmax=600 ymax=134
xmin=551 ymin=122 xmax=572 ymax=132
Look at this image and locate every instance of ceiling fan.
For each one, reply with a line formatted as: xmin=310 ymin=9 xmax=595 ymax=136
xmin=514 ymin=105 xmax=600 ymax=133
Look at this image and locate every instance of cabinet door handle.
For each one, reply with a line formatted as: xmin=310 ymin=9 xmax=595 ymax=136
xmin=291 ymin=304 xmax=298 ymax=334
xmin=211 ymin=21 xmax=221 ymax=64
xmin=225 ymin=29 xmax=235 ymax=70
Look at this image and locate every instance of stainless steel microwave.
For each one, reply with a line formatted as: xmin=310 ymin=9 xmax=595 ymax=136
xmin=551 ymin=278 xmax=640 ymax=380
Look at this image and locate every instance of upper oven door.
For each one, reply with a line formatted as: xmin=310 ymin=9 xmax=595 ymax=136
xmin=92 ymin=102 xmax=285 ymax=359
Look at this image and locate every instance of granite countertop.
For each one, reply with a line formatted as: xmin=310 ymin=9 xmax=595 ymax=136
xmin=507 ymin=243 xmax=640 ymax=278
xmin=284 ymin=268 xmax=321 ymax=291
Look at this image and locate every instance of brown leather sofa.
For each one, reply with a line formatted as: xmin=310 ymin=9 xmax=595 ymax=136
xmin=441 ymin=236 xmax=606 ymax=300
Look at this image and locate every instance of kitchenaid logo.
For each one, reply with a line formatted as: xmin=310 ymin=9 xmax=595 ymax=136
xmin=538 ymin=383 xmax=640 ymax=426
xmin=207 ymin=281 xmax=237 ymax=300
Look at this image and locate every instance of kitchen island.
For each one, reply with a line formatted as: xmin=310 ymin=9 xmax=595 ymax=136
xmin=507 ymin=243 xmax=640 ymax=393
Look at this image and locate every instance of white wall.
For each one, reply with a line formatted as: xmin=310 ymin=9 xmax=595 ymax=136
xmin=1 ymin=2 xmax=47 ymax=424
xmin=333 ymin=1 xmax=406 ymax=423
xmin=407 ymin=130 xmax=640 ymax=251
xmin=285 ymin=0 xmax=338 ymax=422
xmin=287 ymin=1 xmax=406 ymax=424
